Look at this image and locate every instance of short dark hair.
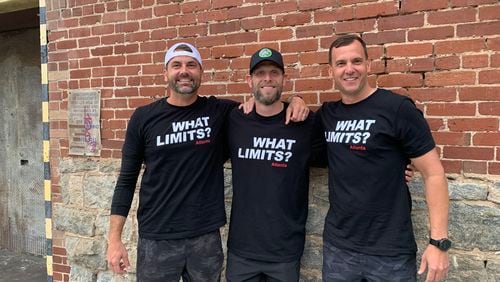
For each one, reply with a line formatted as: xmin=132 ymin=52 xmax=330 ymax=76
xmin=328 ymin=34 xmax=369 ymax=65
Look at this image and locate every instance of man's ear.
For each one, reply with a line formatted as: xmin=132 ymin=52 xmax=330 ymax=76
xmin=245 ymin=74 xmax=252 ymax=88
xmin=328 ymin=64 xmax=333 ymax=77
xmin=163 ymin=68 xmax=169 ymax=83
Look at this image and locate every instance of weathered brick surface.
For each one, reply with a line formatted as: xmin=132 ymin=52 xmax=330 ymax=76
xmin=45 ymin=1 xmax=500 ymax=280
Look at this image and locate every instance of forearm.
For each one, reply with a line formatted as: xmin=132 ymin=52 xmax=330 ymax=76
xmin=108 ymin=214 xmax=127 ymax=242
xmin=424 ymin=174 xmax=449 ymax=239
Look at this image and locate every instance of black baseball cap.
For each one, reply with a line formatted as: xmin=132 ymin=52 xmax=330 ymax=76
xmin=249 ymin=47 xmax=285 ymax=74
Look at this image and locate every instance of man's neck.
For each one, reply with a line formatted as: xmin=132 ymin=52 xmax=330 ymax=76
xmin=167 ymin=93 xmax=198 ymax=106
xmin=255 ymin=101 xmax=284 ymax=117
xmin=341 ymin=86 xmax=377 ymax=105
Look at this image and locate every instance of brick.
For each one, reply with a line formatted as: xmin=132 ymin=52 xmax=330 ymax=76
xmin=435 ymin=56 xmax=460 ymax=70
xmin=432 ymin=132 xmax=471 ymax=146
xmin=448 ymin=118 xmax=498 ymax=131
xmin=450 ymin=0 xmax=498 ymax=8
xmin=378 ymin=14 xmax=424 ymax=31
xmin=68 ymin=27 xmax=90 ymax=38
xmin=92 ymin=67 xmax=115 ymax=77
xmin=168 ymin=13 xmax=197 ymax=26
xmin=281 ymin=39 xmax=318 ymax=53
xmin=194 ymin=35 xmax=224 ymax=48
xmin=479 ymin=70 xmax=500 ymax=84
xmin=126 ymin=54 xmax=152 ymax=64
xmin=227 ymin=6 xmax=261 ymax=20
xmin=315 ymin=7 xmax=354 ymax=22
xmin=115 ymin=110 xmax=134 ymax=119
xmin=276 ymin=13 xmax=311 ymax=27
xmin=103 ymin=99 xmax=127 ymax=108
xmin=101 ymin=34 xmax=124 ymax=45
xmin=386 ymin=43 xmax=433 ymax=57
xmin=154 ymin=4 xmax=180 ymax=16
xmin=114 ymin=44 xmax=139 ymax=55
xmin=138 ymin=18 xmax=165 ymax=30
xmin=338 ymin=0 xmax=380 ymax=4
xmin=363 ymin=30 xmax=406 ymax=45
xmin=298 ymin=0 xmax=334 ymax=11
xmin=463 ymin=161 xmax=487 ymax=174
xmin=210 ymin=21 xmax=240 ymax=34
xmin=151 ymin=28 xmax=178 ymax=40
xmin=91 ymin=24 xmax=114 ymax=35
xmin=428 ymin=8 xmax=476 ymax=25
xmin=295 ymin=79 xmax=332 ymax=91
xmin=492 ymin=54 xmax=500 ymax=67
xmin=458 ymin=21 xmax=500 ymax=37
xmin=335 ymin=19 xmax=375 ymax=33
xmin=435 ymin=39 xmax=486 ymax=54
xmin=443 ymin=146 xmax=494 ymax=161
xmin=401 ymin=0 xmax=448 ymax=13
xmin=425 ymin=71 xmax=476 ymax=87
xmin=102 ymin=56 xmax=125 ymax=66
xmin=212 ymin=46 xmax=244 ymax=59
xmin=140 ymin=87 xmax=164 ymax=97
xmin=198 ymin=84 xmax=227 ymax=95
xmin=243 ymin=43 xmax=280 ymax=56
xmin=355 ymin=1 xmax=398 ymax=19
xmin=300 ymin=66 xmax=328 ymax=78
xmin=61 ymin=18 xmax=79 ymax=28
xmin=78 ymin=37 xmax=100 ymax=48
xmin=102 ymin=11 xmax=126 ymax=23
xmin=479 ymin=5 xmax=500 ymax=20
xmin=489 ymin=162 xmax=500 ymax=175
xmin=473 ymin=133 xmax=500 ymax=146
xmin=49 ymin=52 xmax=69 ymax=62
xmin=226 ymin=32 xmax=258 ymax=44
xmin=56 ymin=40 xmax=77 ymax=50
xmin=299 ymin=51 xmax=329 ymax=65
xmin=70 ymin=69 xmax=90 ymax=79
xmin=212 ymin=0 xmax=242 ymax=9
xmin=408 ymin=88 xmax=457 ymax=103
xmin=408 ymin=26 xmax=454 ymax=41
xmin=462 ymin=54 xmax=489 ymax=69
xmin=263 ymin=1 xmax=297 ymax=15
xmin=79 ymin=58 xmax=101 ymax=68
xmin=478 ymin=102 xmax=500 ymax=115
xmin=91 ymin=46 xmax=113 ymax=56
xmin=377 ymin=73 xmax=423 ymax=87
xmin=125 ymin=31 xmax=150 ymax=43
xmin=369 ymin=60 xmax=385 ymax=74
xmin=181 ymin=0 xmax=211 ymax=13
xmin=48 ymin=30 xmax=67 ymax=41
xmin=179 ymin=25 xmax=208 ymax=38
xmin=115 ymin=88 xmax=139 ymax=97
xmin=197 ymin=10 xmax=228 ymax=23
xmin=260 ymin=28 xmax=294 ymax=42
xmin=459 ymin=87 xmax=500 ymax=101
xmin=386 ymin=59 xmax=410 ymax=72
xmin=487 ymin=37 xmax=500 ymax=51
xmin=296 ymin=24 xmax=333 ymax=38
xmin=426 ymin=103 xmax=476 ymax=116
xmin=410 ymin=58 xmax=434 ymax=72
xmin=79 ymin=15 xmax=101 ymax=26
xmin=227 ymin=83 xmax=249 ymax=94
xmin=127 ymin=8 xmax=152 ymax=20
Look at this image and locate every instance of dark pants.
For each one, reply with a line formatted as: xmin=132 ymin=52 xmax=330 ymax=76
xmin=322 ymin=241 xmax=417 ymax=282
xmin=137 ymin=230 xmax=223 ymax=282
xmin=226 ymin=252 xmax=300 ymax=282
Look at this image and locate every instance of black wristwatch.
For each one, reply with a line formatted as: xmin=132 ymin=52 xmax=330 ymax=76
xmin=429 ymin=238 xmax=452 ymax=251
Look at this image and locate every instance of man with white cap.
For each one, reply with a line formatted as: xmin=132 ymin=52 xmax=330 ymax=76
xmin=106 ymin=42 xmax=308 ymax=281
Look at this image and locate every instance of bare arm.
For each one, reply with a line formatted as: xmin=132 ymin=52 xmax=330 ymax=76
xmin=411 ymin=148 xmax=449 ymax=282
xmin=107 ymin=215 xmax=130 ymax=274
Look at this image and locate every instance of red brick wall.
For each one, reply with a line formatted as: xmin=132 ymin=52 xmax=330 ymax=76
xmin=45 ymin=0 xmax=500 ymax=280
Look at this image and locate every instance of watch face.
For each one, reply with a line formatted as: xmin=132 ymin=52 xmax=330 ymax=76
xmin=440 ymin=239 xmax=452 ymax=251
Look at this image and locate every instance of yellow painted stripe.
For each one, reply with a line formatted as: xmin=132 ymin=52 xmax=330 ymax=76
xmin=44 ymin=180 xmax=51 ymax=201
xmin=41 ymin=63 xmax=48 ymax=84
xmin=39 ymin=0 xmax=46 ymax=7
xmin=42 ymin=101 xmax=48 ymax=122
xmin=46 ymin=255 xmax=53 ymax=275
xmin=45 ymin=218 xmax=52 ymax=239
xmin=40 ymin=24 xmax=47 ymax=45
xmin=43 ymin=140 xmax=50 ymax=162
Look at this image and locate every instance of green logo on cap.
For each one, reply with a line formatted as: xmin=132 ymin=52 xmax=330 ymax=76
xmin=259 ymin=48 xmax=272 ymax=58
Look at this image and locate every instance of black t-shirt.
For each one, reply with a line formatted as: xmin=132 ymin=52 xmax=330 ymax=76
xmin=227 ymin=104 xmax=324 ymax=262
xmin=317 ymin=89 xmax=435 ymax=256
xmin=111 ymin=96 xmax=237 ymax=240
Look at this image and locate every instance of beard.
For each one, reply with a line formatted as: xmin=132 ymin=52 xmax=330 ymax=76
xmin=168 ymin=74 xmax=201 ymax=95
xmin=252 ymin=84 xmax=282 ymax=106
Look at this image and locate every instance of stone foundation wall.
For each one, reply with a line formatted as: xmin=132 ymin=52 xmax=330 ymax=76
xmin=55 ymin=158 xmax=500 ymax=281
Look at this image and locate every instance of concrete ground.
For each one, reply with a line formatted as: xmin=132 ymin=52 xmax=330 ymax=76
xmin=0 ymin=248 xmax=46 ymax=282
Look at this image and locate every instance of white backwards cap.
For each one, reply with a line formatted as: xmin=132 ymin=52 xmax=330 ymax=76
xmin=164 ymin=42 xmax=202 ymax=67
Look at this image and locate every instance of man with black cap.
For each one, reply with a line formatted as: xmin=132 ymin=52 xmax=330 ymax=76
xmin=225 ymin=47 xmax=326 ymax=281
xmin=106 ymin=43 xmax=309 ymax=281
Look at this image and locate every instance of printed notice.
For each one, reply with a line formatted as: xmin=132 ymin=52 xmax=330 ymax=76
xmin=68 ymin=90 xmax=101 ymax=156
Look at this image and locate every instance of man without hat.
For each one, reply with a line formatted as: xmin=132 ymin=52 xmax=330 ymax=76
xmin=318 ymin=34 xmax=450 ymax=282
xmin=225 ymin=47 xmax=326 ymax=281
xmin=106 ymin=43 xmax=308 ymax=281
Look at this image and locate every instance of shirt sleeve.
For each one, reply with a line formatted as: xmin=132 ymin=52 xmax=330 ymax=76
xmin=110 ymin=109 xmax=145 ymax=216
xmin=309 ymin=110 xmax=328 ymax=168
xmin=395 ymin=98 xmax=436 ymax=158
